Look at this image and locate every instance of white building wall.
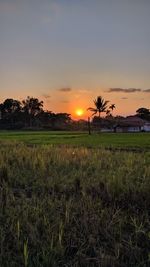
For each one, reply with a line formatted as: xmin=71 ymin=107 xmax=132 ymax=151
xmin=143 ymin=124 xmax=150 ymax=132
xmin=127 ymin=127 xmax=140 ymax=132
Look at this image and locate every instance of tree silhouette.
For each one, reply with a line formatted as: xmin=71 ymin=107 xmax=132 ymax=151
xmin=22 ymin=96 xmax=43 ymax=127
xmin=88 ymin=96 xmax=109 ymax=117
xmin=136 ymin=107 xmax=150 ymax=121
xmin=109 ymin=104 xmax=115 ymax=112
xmin=108 ymin=103 xmax=116 ymax=116
xmin=3 ymin=98 xmax=21 ymax=114
xmin=1 ymin=99 xmax=21 ymax=126
xmin=0 ymin=96 xmax=74 ymax=130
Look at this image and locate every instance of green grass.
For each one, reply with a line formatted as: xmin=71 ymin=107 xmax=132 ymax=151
xmin=0 ymin=142 xmax=150 ymax=266
xmin=0 ymin=130 xmax=150 ymax=149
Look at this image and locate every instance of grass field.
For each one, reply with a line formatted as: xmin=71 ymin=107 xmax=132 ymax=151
xmin=0 ymin=131 xmax=150 ymax=149
xmin=0 ymin=132 xmax=150 ymax=266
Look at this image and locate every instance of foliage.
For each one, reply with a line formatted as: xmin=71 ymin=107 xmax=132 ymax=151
xmin=22 ymin=96 xmax=44 ymax=127
xmin=0 ymin=142 xmax=150 ymax=266
xmin=0 ymin=99 xmax=22 ymax=128
xmin=88 ymin=96 xmax=110 ymax=117
xmin=136 ymin=107 xmax=150 ymax=121
xmin=0 ymin=131 xmax=150 ymax=149
xmin=0 ymin=97 xmax=71 ymax=130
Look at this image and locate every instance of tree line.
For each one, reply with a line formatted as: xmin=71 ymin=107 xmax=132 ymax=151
xmin=0 ymin=96 xmax=149 ymax=130
xmin=88 ymin=96 xmax=150 ymax=120
xmin=0 ymin=97 xmax=71 ymax=130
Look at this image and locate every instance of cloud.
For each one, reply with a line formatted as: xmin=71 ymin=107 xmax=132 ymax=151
xmin=143 ymin=89 xmax=150 ymax=93
xmin=107 ymin=88 xmax=150 ymax=93
xmin=59 ymin=87 xmax=72 ymax=92
xmin=107 ymin=88 xmax=141 ymax=93
xmin=42 ymin=94 xmax=51 ymax=99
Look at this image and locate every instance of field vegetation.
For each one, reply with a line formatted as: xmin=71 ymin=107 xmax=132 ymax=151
xmin=0 ymin=131 xmax=150 ymax=150
xmin=0 ymin=140 xmax=150 ymax=266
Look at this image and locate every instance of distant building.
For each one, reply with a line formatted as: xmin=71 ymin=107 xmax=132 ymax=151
xmin=115 ymin=116 xmax=150 ymax=132
xmin=142 ymin=121 xmax=150 ymax=132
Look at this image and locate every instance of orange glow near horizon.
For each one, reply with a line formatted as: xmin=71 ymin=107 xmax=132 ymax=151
xmin=75 ymin=108 xmax=84 ymax=117
xmin=2 ymin=89 xmax=149 ymax=120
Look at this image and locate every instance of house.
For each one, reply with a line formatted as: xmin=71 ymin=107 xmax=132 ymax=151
xmin=115 ymin=116 xmax=147 ymax=132
xmin=92 ymin=115 xmax=150 ymax=132
xmin=142 ymin=121 xmax=150 ymax=132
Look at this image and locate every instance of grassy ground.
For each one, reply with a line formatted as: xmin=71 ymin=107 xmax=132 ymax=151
xmin=0 ymin=142 xmax=150 ymax=266
xmin=0 ymin=131 xmax=150 ymax=149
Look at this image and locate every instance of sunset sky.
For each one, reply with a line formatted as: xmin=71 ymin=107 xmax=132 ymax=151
xmin=0 ymin=0 xmax=150 ymax=119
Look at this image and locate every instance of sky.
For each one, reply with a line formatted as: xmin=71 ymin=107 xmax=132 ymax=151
xmin=0 ymin=0 xmax=150 ymax=119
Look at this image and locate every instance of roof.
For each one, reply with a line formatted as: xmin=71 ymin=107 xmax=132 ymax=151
xmin=116 ymin=116 xmax=145 ymax=127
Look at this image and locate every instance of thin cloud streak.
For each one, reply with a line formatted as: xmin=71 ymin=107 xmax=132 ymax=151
xmin=107 ymin=88 xmax=150 ymax=93
xmin=59 ymin=88 xmax=72 ymax=92
xmin=143 ymin=89 xmax=150 ymax=93
xmin=107 ymin=88 xmax=142 ymax=93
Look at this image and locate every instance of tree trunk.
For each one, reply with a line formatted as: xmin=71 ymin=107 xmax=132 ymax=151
xmin=88 ymin=117 xmax=91 ymax=135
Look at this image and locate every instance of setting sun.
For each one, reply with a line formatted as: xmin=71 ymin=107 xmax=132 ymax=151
xmin=75 ymin=108 xmax=84 ymax=117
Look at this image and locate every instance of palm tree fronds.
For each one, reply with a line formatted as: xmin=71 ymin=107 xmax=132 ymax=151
xmin=88 ymin=96 xmax=115 ymax=118
xmin=109 ymin=104 xmax=116 ymax=110
xmin=87 ymin=107 xmax=97 ymax=112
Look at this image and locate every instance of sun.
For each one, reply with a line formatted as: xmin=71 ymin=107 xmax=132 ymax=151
xmin=75 ymin=108 xmax=84 ymax=116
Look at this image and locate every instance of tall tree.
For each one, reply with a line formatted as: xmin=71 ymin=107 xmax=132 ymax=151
xmin=136 ymin=107 xmax=150 ymax=121
xmin=22 ymin=96 xmax=43 ymax=127
xmin=109 ymin=104 xmax=116 ymax=113
xmin=0 ymin=103 xmax=4 ymax=121
xmin=3 ymin=98 xmax=21 ymax=113
xmin=88 ymin=96 xmax=109 ymax=117
xmin=1 ymin=99 xmax=21 ymax=126
xmin=105 ymin=104 xmax=116 ymax=117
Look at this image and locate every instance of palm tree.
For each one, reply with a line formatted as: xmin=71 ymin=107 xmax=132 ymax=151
xmin=88 ymin=96 xmax=109 ymax=117
xmin=109 ymin=104 xmax=116 ymax=116
xmin=109 ymin=104 xmax=116 ymax=112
